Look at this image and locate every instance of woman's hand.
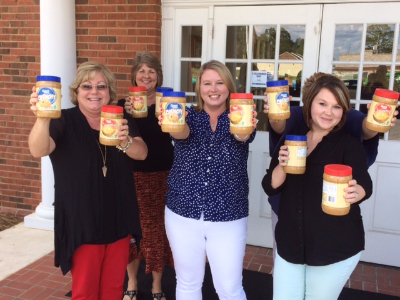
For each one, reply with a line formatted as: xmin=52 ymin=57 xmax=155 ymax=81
xmin=124 ymin=97 xmax=132 ymax=115
xmin=277 ymin=145 xmax=289 ymax=168
xmin=252 ymin=104 xmax=258 ymax=129
xmin=344 ymin=179 xmax=366 ymax=204
xmin=117 ymin=119 xmax=130 ymax=147
xmin=29 ymin=86 xmax=39 ymax=116
xmin=263 ymin=92 xmax=269 ymax=114
xmin=157 ymin=107 xmax=164 ymax=126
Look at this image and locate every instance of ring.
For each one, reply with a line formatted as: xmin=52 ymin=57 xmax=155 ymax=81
xmin=278 ymin=156 xmax=281 ymax=162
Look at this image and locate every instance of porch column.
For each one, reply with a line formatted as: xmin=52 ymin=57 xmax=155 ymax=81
xmin=24 ymin=0 xmax=77 ymax=231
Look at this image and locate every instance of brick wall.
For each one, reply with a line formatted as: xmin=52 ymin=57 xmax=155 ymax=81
xmin=0 ymin=0 xmax=162 ymax=217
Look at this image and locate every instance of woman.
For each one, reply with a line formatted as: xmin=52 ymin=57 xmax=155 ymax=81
xmin=159 ymin=60 xmax=257 ymax=300
xmin=28 ymin=62 xmax=147 ymax=300
xmin=262 ymin=73 xmax=373 ymax=300
xmin=120 ymin=51 xmax=174 ymax=300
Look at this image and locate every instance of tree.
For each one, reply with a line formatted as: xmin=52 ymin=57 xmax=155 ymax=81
xmin=365 ymin=24 xmax=394 ymax=54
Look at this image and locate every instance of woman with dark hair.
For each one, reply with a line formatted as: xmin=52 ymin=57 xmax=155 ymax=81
xmin=262 ymin=73 xmax=373 ymax=300
xmin=29 ymin=62 xmax=147 ymax=299
xmin=120 ymin=51 xmax=174 ymax=300
xmin=159 ymin=60 xmax=257 ymax=300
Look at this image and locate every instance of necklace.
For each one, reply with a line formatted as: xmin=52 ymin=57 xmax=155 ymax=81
xmin=211 ymin=123 xmax=216 ymax=128
xmin=96 ymin=141 xmax=107 ymax=177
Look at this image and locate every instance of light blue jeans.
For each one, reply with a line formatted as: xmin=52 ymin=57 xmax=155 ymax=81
xmin=273 ymin=251 xmax=361 ymax=300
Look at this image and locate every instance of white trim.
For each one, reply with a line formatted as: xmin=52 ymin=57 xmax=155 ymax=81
xmin=162 ymin=0 xmax=399 ymax=5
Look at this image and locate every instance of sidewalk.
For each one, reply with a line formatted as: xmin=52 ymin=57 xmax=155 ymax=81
xmin=1 ymin=223 xmax=400 ymax=299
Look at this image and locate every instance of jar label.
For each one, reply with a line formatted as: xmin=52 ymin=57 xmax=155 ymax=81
xmin=268 ymin=91 xmax=290 ymax=113
xmin=322 ymin=180 xmax=349 ymax=208
xmin=130 ymin=95 xmax=147 ymax=113
xmin=36 ymin=87 xmax=61 ymax=112
xmin=286 ymin=145 xmax=307 ymax=167
xmin=100 ymin=118 xmax=121 ymax=140
xmin=162 ymin=102 xmax=185 ymax=125
xmin=366 ymin=102 xmax=394 ymax=127
xmin=230 ymin=104 xmax=253 ymax=128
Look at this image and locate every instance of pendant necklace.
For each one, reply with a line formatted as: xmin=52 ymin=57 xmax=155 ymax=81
xmin=96 ymin=141 xmax=107 ymax=177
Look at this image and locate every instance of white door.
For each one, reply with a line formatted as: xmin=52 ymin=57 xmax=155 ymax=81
xmin=212 ymin=5 xmax=322 ymax=247
xmin=319 ymin=2 xmax=400 ymax=267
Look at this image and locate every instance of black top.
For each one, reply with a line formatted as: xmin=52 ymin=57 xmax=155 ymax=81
xmin=49 ymin=106 xmax=142 ymax=275
xmin=118 ymin=100 xmax=174 ymax=172
xmin=262 ymin=130 xmax=373 ymax=266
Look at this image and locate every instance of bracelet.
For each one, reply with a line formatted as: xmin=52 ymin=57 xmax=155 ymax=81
xmin=116 ymin=136 xmax=133 ymax=153
xmin=234 ymin=134 xmax=250 ymax=141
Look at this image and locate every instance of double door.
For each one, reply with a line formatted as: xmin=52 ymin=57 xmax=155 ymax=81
xmin=167 ymin=2 xmax=400 ymax=267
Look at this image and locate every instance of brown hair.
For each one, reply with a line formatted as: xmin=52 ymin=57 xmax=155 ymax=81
xmin=302 ymin=72 xmax=350 ymax=131
xmin=69 ymin=61 xmax=118 ymax=105
xmin=194 ymin=60 xmax=236 ymax=112
xmin=130 ymin=51 xmax=163 ymax=88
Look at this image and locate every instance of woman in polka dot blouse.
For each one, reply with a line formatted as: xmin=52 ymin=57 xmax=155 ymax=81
xmin=159 ymin=60 xmax=257 ymax=300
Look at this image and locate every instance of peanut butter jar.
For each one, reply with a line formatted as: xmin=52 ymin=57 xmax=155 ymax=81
xmin=284 ymin=135 xmax=307 ymax=174
xmin=230 ymin=93 xmax=254 ymax=135
xmin=36 ymin=75 xmax=62 ymax=119
xmin=99 ymin=105 xmax=123 ymax=146
xmin=155 ymin=87 xmax=173 ymax=118
xmin=366 ymin=88 xmax=399 ymax=133
xmin=266 ymin=80 xmax=290 ymax=121
xmin=129 ymin=86 xmax=148 ymax=118
xmin=161 ymin=91 xmax=186 ymax=133
xmin=322 ymin=164 xmax=352 ymax=216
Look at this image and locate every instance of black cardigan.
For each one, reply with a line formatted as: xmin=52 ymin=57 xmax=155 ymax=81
xmin=49 ymin=106 xmax=142 ymax=275
xmin=262 ymin=130 xmax=373 ymax=266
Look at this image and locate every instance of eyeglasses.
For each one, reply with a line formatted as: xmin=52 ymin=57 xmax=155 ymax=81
xmin=79 ymin=84 xmax=109 ymax=91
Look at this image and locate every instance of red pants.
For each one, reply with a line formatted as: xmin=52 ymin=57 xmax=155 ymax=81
xmin=70 ymin=236 xmax=130 ymax=300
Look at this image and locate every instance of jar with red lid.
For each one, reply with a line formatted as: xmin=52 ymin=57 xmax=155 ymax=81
xmin=322 ymin=164 xmax=352 ymax=216
xmin=230 ymin=93 xmax=254 ymax=135
xmin=366 ymin=88 xmax=399 ymax=133
xmin=129 ymin=86 xmax=148 ymax=118
xmin=99 ymin=105 xmax=123 ymax=146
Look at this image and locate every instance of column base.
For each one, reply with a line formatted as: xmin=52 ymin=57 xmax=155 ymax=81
xmin=24 ymin=213 xmax=54 ymax=231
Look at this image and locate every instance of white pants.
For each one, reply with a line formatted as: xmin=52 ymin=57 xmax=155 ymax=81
xmin=165 ymin=207 xmax=248 ymax=300
xmin=273 ymin=251 xmax=361 ymax=300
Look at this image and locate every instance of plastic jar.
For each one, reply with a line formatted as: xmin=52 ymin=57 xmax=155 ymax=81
xmin=129 ymin=86 xmax=147 ymax=118
xmin=266 ymin=80 xmax=290 ymax=121
xmin=283 ymin=135 xmax=307 ymax=174
xmin=230 ymin=93 xmax=254 ymax=135
xmin=36 ymin=75 xmax=62 ymax=119
xmin=99 ymin=105 xmax=123 ymax=146
xmin=155 ymin=87 xmax=173 ymax=117
xmin=322 ymin=164 xmax=352 ymax=216
xmin=161 ymin=91 xmax=186 ymax=133
xmin=366 ymin=88 xmax=399 ymax=133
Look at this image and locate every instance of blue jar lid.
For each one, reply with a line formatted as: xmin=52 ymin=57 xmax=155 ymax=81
xmin=266 ymin=80 xmax=288 ymax=87
xmin=286 ymin=135 xmax=307 ymax=142
xmin=37 ymin=75 xmax=61 ymax=83
xmin=163 ymin=91 xmax=185 ymax=98
xmin=157 ymin=87 xmax=173 ymax=92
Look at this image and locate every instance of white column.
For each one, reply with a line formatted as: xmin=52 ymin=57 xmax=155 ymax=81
xmin=24 ymin=0 xmax=77 ymax=231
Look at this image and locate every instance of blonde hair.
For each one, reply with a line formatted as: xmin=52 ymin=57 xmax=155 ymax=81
xmin=194 ymin=60 xmax=236 ymax=112
xmin=69 ymin=62 xmax=118 ymax=105
xmin=302 ymin=72 xmax=350 ymax=132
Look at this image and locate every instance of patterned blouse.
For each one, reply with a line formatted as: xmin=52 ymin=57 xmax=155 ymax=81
xmin=166 ymin=106 xmax=256 ymax=222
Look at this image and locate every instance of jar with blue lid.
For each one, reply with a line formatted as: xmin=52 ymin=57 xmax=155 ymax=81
xmin=266 ymin=80 xmax=290 ymax=121
xmin=161 ymin=91 xmax=186 ymax=133
xmin=284 ymin=135 xmax=307 ymax=174
xmin=156 ymin=87 xmax=173 ymax=117
xmin=36 ymin=75 xmax=62 ymax=119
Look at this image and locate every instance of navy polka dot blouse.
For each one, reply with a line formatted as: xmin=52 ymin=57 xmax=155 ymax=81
xmin=166 ymin=106 xmax=256 ymax=222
